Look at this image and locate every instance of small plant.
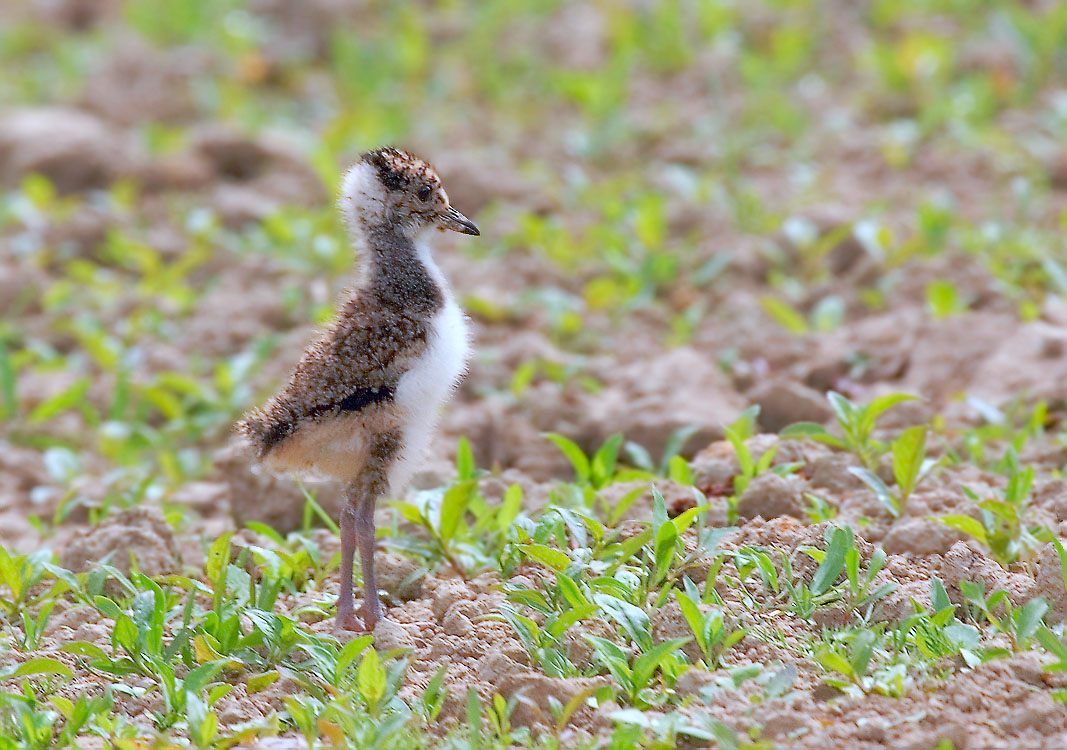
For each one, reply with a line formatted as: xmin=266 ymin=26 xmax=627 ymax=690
xmin=804 ymin=493 xmax=838 ymax=523
xmin=586 ymin=635 xmax=692 ymax=709
xmin=848 ymin=424 xmax=932 ymax=517
xmin=936 ymin=451 xmax=1041 ymax=565
xmin=674 ymin=589 xmax=747 ymax=669
xmin=958 ymin=580 xmax=1048 ymax=652
xmin=391 ymin=438 xmax=519 ymax=577
xmin=782 ymin=391 xmax=919 ymax=472
xmin=0 ymin=547 xmax=54 ymax=619
xmin=545 ymin=432 xmax=632 ymax=490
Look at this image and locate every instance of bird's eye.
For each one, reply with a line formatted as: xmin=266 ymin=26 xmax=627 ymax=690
xmin=416 ymin=185 xmax=433 ymax=202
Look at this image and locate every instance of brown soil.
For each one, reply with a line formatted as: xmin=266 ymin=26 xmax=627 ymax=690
xmin=3 ymin=2 xmax=1067 ymax=748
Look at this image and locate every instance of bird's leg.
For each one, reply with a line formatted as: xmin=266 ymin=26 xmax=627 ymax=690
xmin=356 ymin=492 xmax=382 ymax=630
xmin=335 ymin=502 xmax=361 ymax=631
xmin=335 ymin=431 xmax=397 ymax=632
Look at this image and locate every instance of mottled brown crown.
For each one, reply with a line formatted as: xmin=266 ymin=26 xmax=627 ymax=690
xmin=361 ymin=146 xmax=440 ymax=193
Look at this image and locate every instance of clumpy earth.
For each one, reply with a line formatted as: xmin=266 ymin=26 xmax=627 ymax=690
xmin=2 ymin=1 xmax=1067 ymax=748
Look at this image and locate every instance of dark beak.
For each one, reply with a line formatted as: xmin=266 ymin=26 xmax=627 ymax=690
xmin=439 ymin=205 xmax=480 ymax=236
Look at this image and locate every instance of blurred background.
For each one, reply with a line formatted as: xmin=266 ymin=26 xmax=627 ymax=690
xmin=2 ymin=0 xmax=1067 ymax=548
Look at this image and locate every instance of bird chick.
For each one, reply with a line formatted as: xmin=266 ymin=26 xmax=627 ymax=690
xmin=237 ymin=146 xmax=479 ymax=631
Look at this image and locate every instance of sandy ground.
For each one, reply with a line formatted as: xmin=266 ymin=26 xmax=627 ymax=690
xmin=2 ymin=0 xmax=1067 ymax=747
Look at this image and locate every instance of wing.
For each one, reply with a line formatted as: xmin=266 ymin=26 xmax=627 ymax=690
xmin=237 ymin=305 xmax=430 ymax=458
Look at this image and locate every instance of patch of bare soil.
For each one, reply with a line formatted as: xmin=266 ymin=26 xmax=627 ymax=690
xmin=3 ymin=2 xmax=1067 ymax=747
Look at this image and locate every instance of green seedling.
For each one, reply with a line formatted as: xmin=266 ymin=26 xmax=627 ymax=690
xmin=925 ymin=280 xmax=968 ymax=318
xmin=958 ymin=580 xmax=1048 ymax=652
xmin=849 ymin=424 xmax=933 ymax=517
xmin=545 ymin=432 xmax=631 ymax=490
xmin=814 ymin=628 xmax=909 ymax=697
xmin=953 ymin=397 xmax=1047 ymax=469
xmin=759 ymin=295 xmax=808 ymax=336
xmin=782 ymin=391 xmax=919 ymax=472
xmin=804 ymin=493 xmax=838 ymax=523
xmin=586 ymin=635 xmax=692 ymax=709
xmin=936 ymin=452 xmax=1041 ymax=565
xmin=622 ymin=424 xmax=704 ymax=483
xmin=674 ymin=590 xmax=747 ymax=669
xmin=1036 ymin=626 xmax=1067 ymax=684
xmin=789 ymin=526 xmax=895 ymax=619
xmin=391 ymin=438 xmax=520 ymax=578
xmin=496 ymin=600 xmax=585 ymax=679
xmin=649 ymin=485 xmax=707 ymax=590
xmin=0 ymin=547 xmax=55 ymax=620
xmin=725 ymin=412 xmax=777 ymax=500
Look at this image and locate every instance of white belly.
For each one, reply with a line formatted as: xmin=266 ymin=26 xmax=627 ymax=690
xmin=388 ymin=298 xmax=470 ymax=492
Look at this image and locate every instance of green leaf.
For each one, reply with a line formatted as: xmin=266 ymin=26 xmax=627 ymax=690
xmin=937 ymin=515 xmax=989 ymax=546
xmin=1016 ymin=598 xmax=1048 ymax=644
xmin=944 ymin=623 xmax=980 ymax=650
xmin=466 ymin=687 xmax=482 ymax=748
xmin=632 ymin=637 xmax=691 ymax=690
xmin=547 ymin=603 xmax=598 ymax=640
xmin=0 ymin=344 xmax=16 ymax=420
xmin=1 ymin=657 xmax=73 ymax=680
xmin=520 ymin=544 xmax=571 ymax=573
xmin=667 ymin=455 xmax=693 ymax=485
xmin=1052 ymin=538 xmax=1067 ymax=597
xmin=497 ymin=484 xmax=523 ymax=531
xmin=725 ymin=426 xmax=754 ymax=479
xmin=780 ymin=421 xmax=845 ymax=448
xmin=659 ymin=424 xmax=702 ymax=472
xmin=357 ymin=649 xmax=386 ymax=705
xmin=336 ymin=635 xmax=374 ymax=681
xmin=760 ymin=295 xmax=809 ymax=335
xmin=849 ymin=467 xmax=898 ymax=517
xmin=455 ymin=436 xmax=476 ymax=481
xmin=591 ymin=433 xmax=623 ymax=488
xmin=27 ymin=377 xmax=90 ymax=424
xmin=653 ymin=521 xmax=678 ymax=584
xmin=891 ymin=425 xmax=926 ymax=497
xmin=59 ymin=642 xmax=107 ymax=660
xmin=544 ymin=433 xmax=590 ymax=484
xmin=595 ymin=594 xmax=651 ymax=649
xmin=586 ymin=636 xmax=632 ymax=690
xmin=554 ymin=572 xmax=589 ymax=609
xmin=1037 ymin=627 xmax=1067 ymax=671
xmin=926 ymin=280 xmax=962 ymax=318
xmin=849 ymin=630 xmax=875 ymax=676
xmin=811 ymin=526 xmax=851 ymax=596
xmin=438 ymin=480 xmax=476 ymax=542
xmin=183 ymin=661 xmax=224 ymax=696
xmin=815 ymin=647 xmax=853 ymax=677
xmin=931 ymin=577 xmax=952 ymax=614
xmin=780 ymin=422 xmax=830 ymax=438
xmin=826 ymin=391 xmax=856 ymax=431
xmin=862 ymin=393 xmax=920 ymax=430
xmin=246 ymin=671 xmax=279 ymax=694
xmin=670 ymin=504 xmax=705 ymax=536
xmin=650 ymin=485 xmax=668 ymax=542
xmin=673 ymin=591 xmax=706 ymax=652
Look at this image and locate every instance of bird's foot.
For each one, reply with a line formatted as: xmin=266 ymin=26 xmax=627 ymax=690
xmin=335 ymin=603 xmax=381 ymax=633
xmin=335 ymin=610 xmax=368 ymax=632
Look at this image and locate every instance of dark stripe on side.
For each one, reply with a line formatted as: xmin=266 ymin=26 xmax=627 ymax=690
xmin=306 ymin=383 xmax=396 ymax=420
xmin=261 ymin=420 xmax=293 ymax=452
xmin=337 ymin=383 xmax=396 ymax=412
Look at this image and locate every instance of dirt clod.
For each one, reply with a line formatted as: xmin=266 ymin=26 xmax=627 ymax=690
xmin=377 ymin=553 xmax=425 ymax=601
xmin=0 ymin=107 xmax=134 ymax=192
xmin=748 ymin=379 xmax=834 ymax=432
xmin=59 ymin=506 xmax=180 ymax=578
xmin=737 ymin=472 xmax=807 ymax=521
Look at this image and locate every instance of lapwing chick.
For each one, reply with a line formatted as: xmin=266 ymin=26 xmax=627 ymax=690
xmin=237 ymin=147 xmax=479 ymax=631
